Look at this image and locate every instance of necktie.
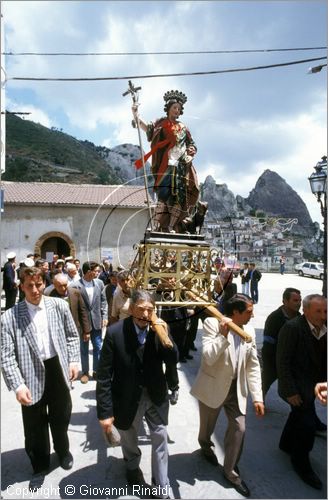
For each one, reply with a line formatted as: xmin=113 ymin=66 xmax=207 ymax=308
xmin=312 ymin=326 xmax=321 ymax=338
xmin=313 ymin=326 xmax=321 ymax=338
xmin=137 ymin=329 xmax=147 ymax=345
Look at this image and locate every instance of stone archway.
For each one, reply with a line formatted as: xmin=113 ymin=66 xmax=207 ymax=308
xmin=34 ymin=231 xmax=76 ymax=259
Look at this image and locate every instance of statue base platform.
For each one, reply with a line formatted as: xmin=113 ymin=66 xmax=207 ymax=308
xmin=130 ymin=229 xmax=215 ymax=304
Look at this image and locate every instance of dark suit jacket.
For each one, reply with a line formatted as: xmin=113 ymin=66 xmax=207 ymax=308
xmin=96 ymin=316 xmax=178 ymax=430
xmin=248 ymin=269 xmax=261 ymax=283
xmin=71 ymin=278 xmax=107 ymax=330
xmin=263 ymin=307 xmax=301 ymax=344
xmin=276 ymin=314 xmax=327 ymax=406
xmin=50 ymin=287 xmax=91 ymax=335
xmin=3 ymin=262 xmax=16 ymax=290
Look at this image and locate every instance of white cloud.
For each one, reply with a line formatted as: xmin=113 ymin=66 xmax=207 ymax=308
xmin=5 ymin=97 xmax=53 ymax=127
xmin=2 ymin=0 xmax=326 ymax=225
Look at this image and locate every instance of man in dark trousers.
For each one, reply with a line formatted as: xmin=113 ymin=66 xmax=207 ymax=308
xmin=262 ymin=287 xmax=301 ymax=397
xmin=277 ymin=294 xmax=327 ymax=490
xmin=2 ymin=251 xmax=18 ymax=309
xmin=96 ymin=290 xmax=178 ymax=498
xmin=247 ymin=262 xmax=261 ymax=304
xmin=71 ymin=261 xmax=108 ymax=383
xmin=1 ymin=267 xmax=80 ymax=491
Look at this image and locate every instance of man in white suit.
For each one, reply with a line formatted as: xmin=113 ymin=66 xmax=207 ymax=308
xmin=1 ymin=267 xmax=80 ymax=491
xmin=191 ymin=294 xmax=264 ymax=497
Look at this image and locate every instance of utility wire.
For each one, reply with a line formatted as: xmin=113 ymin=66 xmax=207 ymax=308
xmin=2 ymin=46 xmax=326 ymax=56
xmin=1 ymin=111 xmax=31 ymax=114
xmin=9 ymin=56 xmax=327 ymax=82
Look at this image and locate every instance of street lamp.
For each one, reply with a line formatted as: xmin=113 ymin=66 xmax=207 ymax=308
xmin=308 ymin=155 xmax=327 ymax=297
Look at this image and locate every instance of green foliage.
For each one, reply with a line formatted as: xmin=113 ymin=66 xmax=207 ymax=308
xmin=5 ymin=114 xmax=123 ymax=184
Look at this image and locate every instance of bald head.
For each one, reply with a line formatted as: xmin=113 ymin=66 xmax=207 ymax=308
xmin=53 ymin=273 xmax=69 ymax=296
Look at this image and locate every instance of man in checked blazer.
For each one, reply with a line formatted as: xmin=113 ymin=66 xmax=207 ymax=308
xmin=70 ymin=261 xmax=108 ymax=384
xmin=1 ymin=267 xmax=80 ymax=491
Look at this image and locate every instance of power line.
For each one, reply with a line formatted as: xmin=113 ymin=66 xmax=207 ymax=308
xmin=9 ymin=56 xmax=327 ymax=82
xmin=2 ymin=46 xmax=326 ymax=56
xmin=1 ymin=111 xmax=31 ymax=115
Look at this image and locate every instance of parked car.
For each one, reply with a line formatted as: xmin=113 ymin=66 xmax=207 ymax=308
xmin=294 ymin=261 xmax=324 ymax=280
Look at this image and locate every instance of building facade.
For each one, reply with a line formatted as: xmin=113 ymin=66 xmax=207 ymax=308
xmin=1 ymin=181 xmax=152 ymax=268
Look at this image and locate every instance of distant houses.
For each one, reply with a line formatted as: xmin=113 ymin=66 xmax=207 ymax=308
xmin=204 ymin=215 xmax=303 ymax=272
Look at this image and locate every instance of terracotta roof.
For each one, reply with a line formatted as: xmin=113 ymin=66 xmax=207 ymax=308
xmin=2 ymin=181 xmax=153 ymax=208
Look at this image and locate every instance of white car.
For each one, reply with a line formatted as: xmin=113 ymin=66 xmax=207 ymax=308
xmin=295 ymin=262 xmax=324 ymax=280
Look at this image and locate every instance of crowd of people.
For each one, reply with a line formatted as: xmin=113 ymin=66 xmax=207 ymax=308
xmin=1 ymin=249 xmax=327 ymax=497
xmin=1 ymin=88 xmax=325 ymax=497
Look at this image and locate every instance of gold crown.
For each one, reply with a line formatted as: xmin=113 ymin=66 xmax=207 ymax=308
xmin=163 ymin=90 xmax=187 ymax=105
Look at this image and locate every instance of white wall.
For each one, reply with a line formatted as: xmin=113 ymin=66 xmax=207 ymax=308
xmin=1 ymin=204 xmax=150 ymax=268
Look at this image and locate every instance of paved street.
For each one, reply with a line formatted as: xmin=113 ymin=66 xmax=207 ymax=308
xmin=1 ymin=273 xmax=326 ymax=499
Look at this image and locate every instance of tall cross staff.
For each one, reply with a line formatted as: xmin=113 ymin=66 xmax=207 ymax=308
xmin=122 ymin=80 xmax=153 ymax=231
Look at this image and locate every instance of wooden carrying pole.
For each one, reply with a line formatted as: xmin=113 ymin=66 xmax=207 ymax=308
xmin=185 ymin=290 xmax=252 ymax=343
xmin=150 ymin=312 xmax=173 ymax=349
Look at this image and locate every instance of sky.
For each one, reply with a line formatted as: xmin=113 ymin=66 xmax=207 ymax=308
xmin=1 ymin=0 xmax=327 ymax=224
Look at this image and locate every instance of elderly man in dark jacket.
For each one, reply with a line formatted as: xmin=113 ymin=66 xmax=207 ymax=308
xmin=277 ymin=294 xmax=327 ymax=490
xmin=96 ymin=289 xmax=178 ymax=498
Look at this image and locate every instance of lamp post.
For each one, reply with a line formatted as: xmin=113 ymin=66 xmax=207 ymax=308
xmin=308 ymin=155 xmax=327 ymax=297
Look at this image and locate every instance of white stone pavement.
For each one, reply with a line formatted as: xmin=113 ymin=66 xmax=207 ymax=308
xmin=1 ymin=273 xmax=327 ymax=499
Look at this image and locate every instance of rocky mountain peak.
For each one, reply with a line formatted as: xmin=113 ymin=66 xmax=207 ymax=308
xmin=245 ymin=169 xmax=313 ymax=231
xmin=202 ymin=175 xmax=238 ymax=219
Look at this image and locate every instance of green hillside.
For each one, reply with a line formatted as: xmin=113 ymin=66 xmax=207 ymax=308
xmin=3 ymin=114 xmax=124 ymax=184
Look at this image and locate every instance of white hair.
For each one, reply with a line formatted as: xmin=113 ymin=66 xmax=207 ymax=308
xmin=66 ymin=263 xmax=77 ymax=271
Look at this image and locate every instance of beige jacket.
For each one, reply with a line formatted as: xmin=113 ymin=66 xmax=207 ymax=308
xmin=190 ymin=317 xmax=263 ymax=414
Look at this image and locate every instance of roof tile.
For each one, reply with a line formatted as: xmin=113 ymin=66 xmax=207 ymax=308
xmin=2 ymin=181 xmax=152 ymax=208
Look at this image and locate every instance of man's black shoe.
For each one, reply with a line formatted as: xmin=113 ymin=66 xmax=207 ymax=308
xmin=190 ymin=344 xmax=197 ymax=351
xmin=59 ymin=451 xmax=74 ymax=470
xmin=291 ymin=460 xmax=322 ymax=490
xmin=29 ymin=471 xmax=46 ymax=491
xmin=224 ymin=476 xmax=250 ymax=497
xmin=201 ymin=448 xmax=218 ymax=466
xmin=179 ymin=357 xmax=187 ymax=363
xmin=185 ymin=354 xmax=193 ymax=360
xmin=126 ymin=467 xmax=146 ymax=487
xmin=169 ymin=389 xmax=179 ymax=405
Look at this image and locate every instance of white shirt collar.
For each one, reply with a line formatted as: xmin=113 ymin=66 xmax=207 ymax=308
xmin=306 ymin=319 xmax=327 ymax=339
xmin=25 ymin=296 xmax=46 ymax=311
xmin=82 ymin=278 xmax=94 ymax=287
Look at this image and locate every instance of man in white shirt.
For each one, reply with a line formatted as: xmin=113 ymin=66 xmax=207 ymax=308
xmin=190 ymin=294 xmax=264 ymax=497
xmin=1 ymin=267 xmax=80 ymax=491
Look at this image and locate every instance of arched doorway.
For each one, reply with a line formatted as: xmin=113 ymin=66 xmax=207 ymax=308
xmin=34 ymin=231 xmax=76 ymax=260
xmin=41 ymin=237 xmax=70 ymax=259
